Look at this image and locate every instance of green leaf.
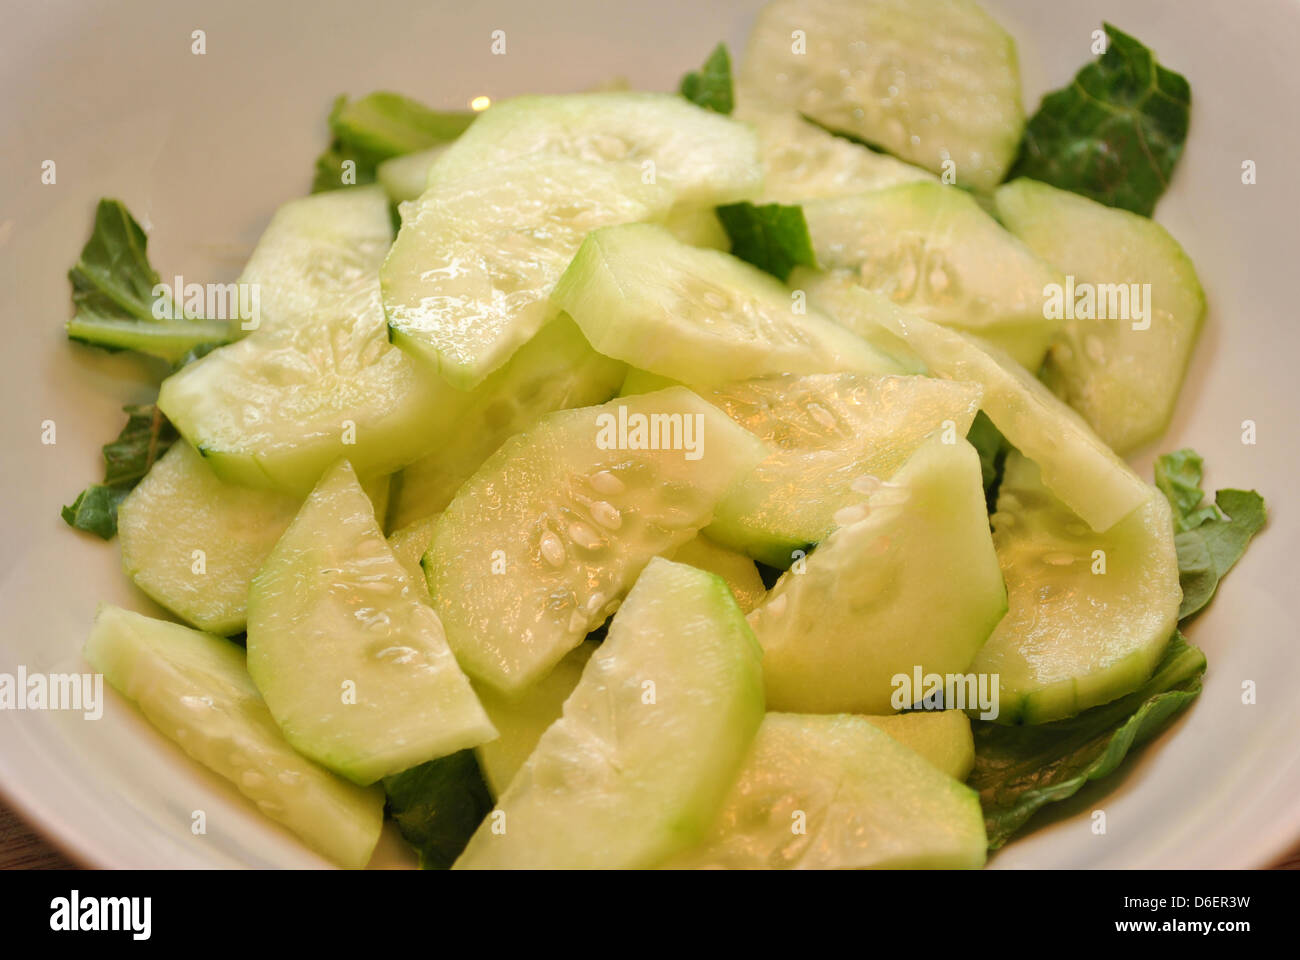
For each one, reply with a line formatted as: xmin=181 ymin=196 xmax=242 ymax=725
xmin=312 ymin=92 xmax=475 ymax=193
xmin=966 ymin=411 xmax=1010 ymax=513
xmin=971 ymin=632 xmax=1206 ymax=849
xmin=679 ymin=43 xmax=734 ymax=115
xmin=1154 ymin=448 xmax=1219 ymax=532
xmin=715 ymin=202 xmax=816 ymax=281
xmin=383 ymin=749 xmax=493 ymax=869
xmin=1008 ymin=23 xmax=1190 ymax=217
xmin=61 ymin=404 xmax=179 ymax=540
xmin=65 ymin=200 xmax=232 ymax=363
xmin=1153 ymin=449 xmax=1267 ymax=619
xmin=1174 ymin=488 xmax=1266 ymax=620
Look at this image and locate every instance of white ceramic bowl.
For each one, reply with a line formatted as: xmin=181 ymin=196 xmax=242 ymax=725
xmin=1 ymin=0 xmax=1296 ymax=868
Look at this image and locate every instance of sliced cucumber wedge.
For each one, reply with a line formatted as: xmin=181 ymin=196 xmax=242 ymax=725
xmin=455 ymin=558 xmax=765 ymax=869
xmin=972 ymin=452 xmax=1181 ymax=724
xmin=995 ymin=178 xmax=1206 ymax=453
xmin=669 ymin=534 xmax=767 ymax=614
xmin=85 ymin=605 xmax=384 ymax=868
xmin=118 ymin=441 xmax=300 ymax=635
xmin=248 ymin=460 xmax=494 ymax=785
xmin=802 ymin=182 xmax=1063 ymax=369
xmin=553 ymin=223 xmax=902 ymax=385
xmin=387 ymin=513 xmax=442 ymax=586
xmin=739 ymin=0 xmax=1024 ymax=191
xmin=736 ymin=99 xmax=934 ymax=204
xmin=806 ymin=273 xmax=1152 ymax=532
xmin=237 ymin=186 xmax=396 ymax=335
xmin=864 ymin=711 xmax=975 ymax=781
xmin=430 ymin=92 xmax=762 ymax=206
xmin=704 ymin=373 xmax=982 ymax=567
xmin=751 ymin=434 xmax=1006 ymax=715
xmin=669 ymin=713 xmax=987 ymax=869
xmin=387 ymin=314 xmax=626 ymax=530
xmin=473 ymin=641 xmax=597 ymax=797
xmin=376 ymin=145 xmax=448 ymax=204
xmin=383 ymin=93 xmax=762 ymax=388
xmin=427 ymin=387 xmax=768 ymax=694
xmin=159 ymin=187 xmax=450 ymax=495
xmin=383 ymin=155 xmax=672 ymax=388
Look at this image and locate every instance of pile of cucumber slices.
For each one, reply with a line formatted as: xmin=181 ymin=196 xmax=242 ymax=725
xmin=65 ymin=0 xmax=1265 ymax=869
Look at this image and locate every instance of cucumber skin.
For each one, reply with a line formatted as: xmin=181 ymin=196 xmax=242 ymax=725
xmin=85 ymin=605 xmax=385 ymax=868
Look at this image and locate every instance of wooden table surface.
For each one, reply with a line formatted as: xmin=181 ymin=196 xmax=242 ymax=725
xmin=2 ymin=794 xmax=1297 ymax=870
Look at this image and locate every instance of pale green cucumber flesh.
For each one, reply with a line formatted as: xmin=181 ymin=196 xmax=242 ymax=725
xmin=802 ymin=181 xmax=1063 ymax=369
xmin=473 ymin=641 xmax=597 ymax=797
xmin=117 ymin=442 xmax=300 ymax=635
xmin=387 ymin=314 xmax=626 ymax=530
xmin=248 ymin=460 xmax=494 ymax=785
xmin=735 ymin=98 xmax=935 ymax=204
xmin=864 ymin=711 xmax=975 ymax=781
xmin=455 ymin=558 xmax=766 ymax=869
xmin=85 ymin=605 xmax=384 ymax=868
xmin=995 ymin=178 xmax=1206 ymax=454
xmin=159 ymin=187 xmax=450 ymax=496
xmin=703 ymin=373 xmax=983 ymax=567
xmin=669 ymin=713 xmax=986 ymax=869
xmin=376 ymin=145 xmax=448 ymax=204
xmin=430 ymin=92 xmax=762 ymax=206
xmin=971 ymin=452 xmax=1181 ymax=724
xmin=382 ymin=155 xmax=672 ymax=389
xmin=805 ymin=273 xmax=1151 ymax=532
xmin=553 ymin=222 xmax=903 ymax=386
xmin=739 ymin=0 xmax=1024 ymax=191
xmin=751 ymin=434 xmax=1006 ymax=714
xmin=669 ymin=533 xmax=767 ymax=613
xmin=427 ymin=387 xmax=768 ymax=694
xmin=387 ymin=513 xmax=442 ymax=586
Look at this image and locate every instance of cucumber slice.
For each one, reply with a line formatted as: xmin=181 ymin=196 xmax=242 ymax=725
xmin=454 ymin=558 xmax=765 ymax=869
xmin=739 ymin=0 xmax=1024 ymax=191
xmin=85 ymin=605 xmax=384 ymax=868
xmin=247 ymin=460 xmax=494 ymax=785
xmin=703 ymin=373 xmax=983 ymax=567
xmin=805 ymin=273 xmax=1152 ymax=532
xmin=802 ymin=182 xmax=1064 ymax=369
xmin=427 ymin=387 xmax=768 ymax=694
xmin=864 ymin=711 xmax=975 ymax=781
xmin=971 ymin=452 xmax=1181 ymax=724
xmin=669 ymin=713 xmax=987 ymax=869
xmin=383 ymin=155 xmax=673 ymax=389
xmin=662 ymin=205 xmax=730 ymax=250
xmin=473 ymin=642 xmax=597 ymax=797
xmin=735 ymin=99 xmax=934 ymax=203
xmin=376 ymin=145 xmax=448 ymax=204
xmin=751 ymin=434 xmax=1005 ymax=715
xmin=117 ymin=442 xmax=391 ymax=635
xmin=430 ymin=93 xmax=762 ymax=207
xmin=159 ymin=188 xmax=450 ymax=495
xmin=387 ymin=314 xmax=626 ymax=530
xmin=237 ymin=187 xmax=395 ymax=335
xmin=387 ymin=513 xmax=441 ymax=585
xmin=117 ymin=442 xmax=299 ymax=635
xmin=669 ymin=534 xmax=766 ymax=613
xmin=995 ymin=178 xmax=1207 ymax=453
xmin=553 ymin=223 xmax=902 ymax=385
xmin=618 ymin=367 xmax=680 ymax=397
